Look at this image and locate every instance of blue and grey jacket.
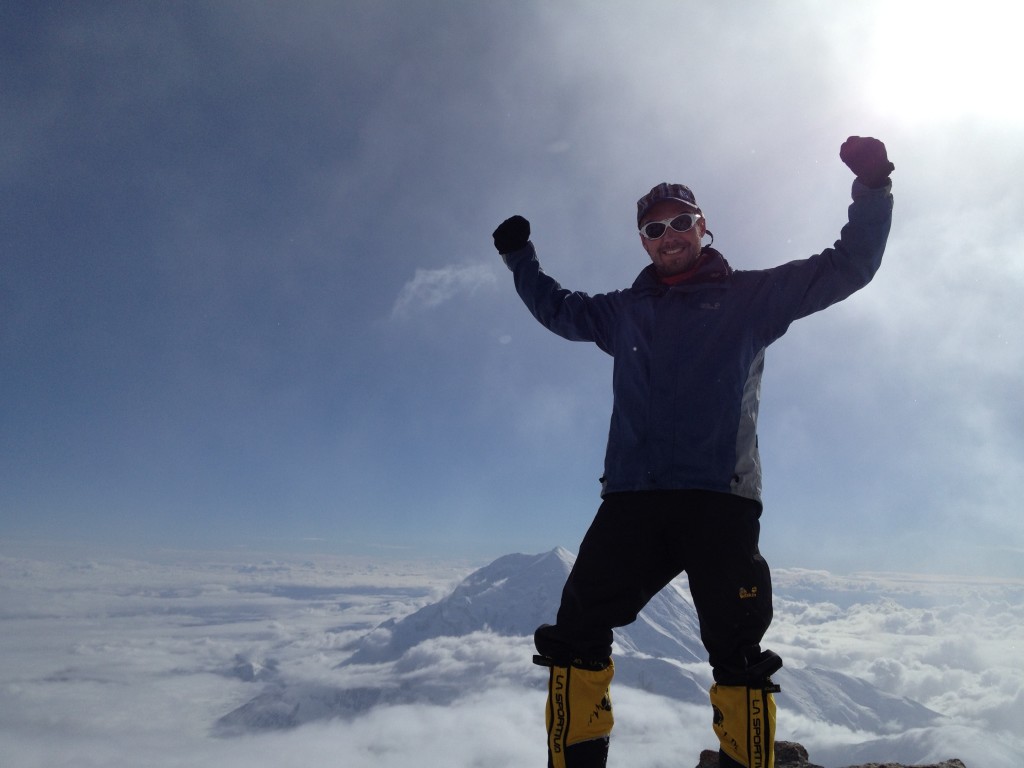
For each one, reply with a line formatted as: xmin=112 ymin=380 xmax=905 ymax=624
xmin=503 ymin=182 xmax=893 ymax=506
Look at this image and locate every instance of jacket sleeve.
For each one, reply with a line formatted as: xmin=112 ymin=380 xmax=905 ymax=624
xmin=754 ymin=179 xmax=894 ymax=341
xmin=502 ymin=243 xmax=619 ymax=354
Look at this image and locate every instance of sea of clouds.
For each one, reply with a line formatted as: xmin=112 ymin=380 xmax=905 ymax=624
xmin=1 ymin=544 xmax=1021 ymax=768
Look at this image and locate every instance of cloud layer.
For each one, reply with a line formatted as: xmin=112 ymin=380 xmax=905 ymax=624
xmin=1 ymin=546 xmax=1021 ymax=768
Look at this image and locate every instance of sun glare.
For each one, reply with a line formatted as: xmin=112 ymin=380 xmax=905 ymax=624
xmin=867 ymin=3 xmax=1023 ymax=123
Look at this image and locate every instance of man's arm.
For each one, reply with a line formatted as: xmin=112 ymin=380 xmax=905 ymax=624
xmin=492 ymin=216 xmax=617 ymax=350
xmin=826 ymin=135 xmax=896 ymax=289
xmin=746 ymin=138 xmax=895 ymax=340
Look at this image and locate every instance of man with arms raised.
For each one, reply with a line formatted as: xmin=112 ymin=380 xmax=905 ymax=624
xmin=492 ymin=137 xmax=894 ymax=768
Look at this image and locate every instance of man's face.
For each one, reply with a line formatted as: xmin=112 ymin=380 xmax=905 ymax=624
xmin=639 ymin=199 xmax=706 ymax=278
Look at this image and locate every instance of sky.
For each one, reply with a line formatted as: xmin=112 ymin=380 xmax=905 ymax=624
xmin=1 ymin=547 xmax=1021 ymax=767
xmin=3 ymin=1 xmax=1023 ymax=576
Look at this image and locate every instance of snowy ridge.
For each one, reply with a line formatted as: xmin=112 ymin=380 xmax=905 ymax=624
xmin=218 ymin=548 xmax=940 ymax=740
xmin=341 ymin=547 xmax=574 ymax=664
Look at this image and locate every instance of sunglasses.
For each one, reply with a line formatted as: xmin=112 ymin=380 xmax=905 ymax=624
xmin=639 ymin=212 xmax=702 ymax=240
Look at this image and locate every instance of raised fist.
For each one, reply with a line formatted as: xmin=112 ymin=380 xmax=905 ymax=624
xmin=492 ymin=215 xmax=531 ymax=255
xmin=840 ymin=136 xmax=894 ymax=188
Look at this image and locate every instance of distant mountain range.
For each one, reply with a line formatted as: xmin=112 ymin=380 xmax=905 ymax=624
xmin=217 ymin=547 xmax=938 ymax=739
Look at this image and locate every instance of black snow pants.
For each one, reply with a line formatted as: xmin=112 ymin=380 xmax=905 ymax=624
xmin=535 ymin=489 xmax=774 ymax=680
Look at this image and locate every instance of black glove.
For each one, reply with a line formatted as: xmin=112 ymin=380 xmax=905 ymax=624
xmin=492 ymin=215 xmax=530 ymax=255
xmin=840 ymin=136 xmax=894 ymax=188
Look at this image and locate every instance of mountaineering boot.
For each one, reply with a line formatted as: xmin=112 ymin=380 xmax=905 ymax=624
xmin=710 ymin=650 xmax=782 ymax=768
xmin=534 ymin=655 xmax=614 ymax=768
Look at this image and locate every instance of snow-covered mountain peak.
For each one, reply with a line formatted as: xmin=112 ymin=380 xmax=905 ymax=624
xmin=342 ymin=548 xmax=572 ymax=665
xmin=221 ymin=549 xmax=941 ymax=744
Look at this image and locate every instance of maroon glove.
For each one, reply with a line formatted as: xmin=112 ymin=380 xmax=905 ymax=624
xmin=840 ymin=136 xmax=894 ymax=188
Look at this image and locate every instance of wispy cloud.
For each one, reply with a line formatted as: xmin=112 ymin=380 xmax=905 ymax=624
xmin=391 ymin=263 xmax=497 ymax=319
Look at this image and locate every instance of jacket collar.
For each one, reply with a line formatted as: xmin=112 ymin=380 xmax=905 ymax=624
xmin=632 ymin=247 xmax=732 ymax=291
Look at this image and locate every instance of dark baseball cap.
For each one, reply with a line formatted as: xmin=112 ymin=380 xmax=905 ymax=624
xmin=637 ymin=182 xmax=701 ymax=225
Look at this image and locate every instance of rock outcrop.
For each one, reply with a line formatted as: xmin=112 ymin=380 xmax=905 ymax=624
xmin=694 ymin=741 xmax=967 ymax=768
